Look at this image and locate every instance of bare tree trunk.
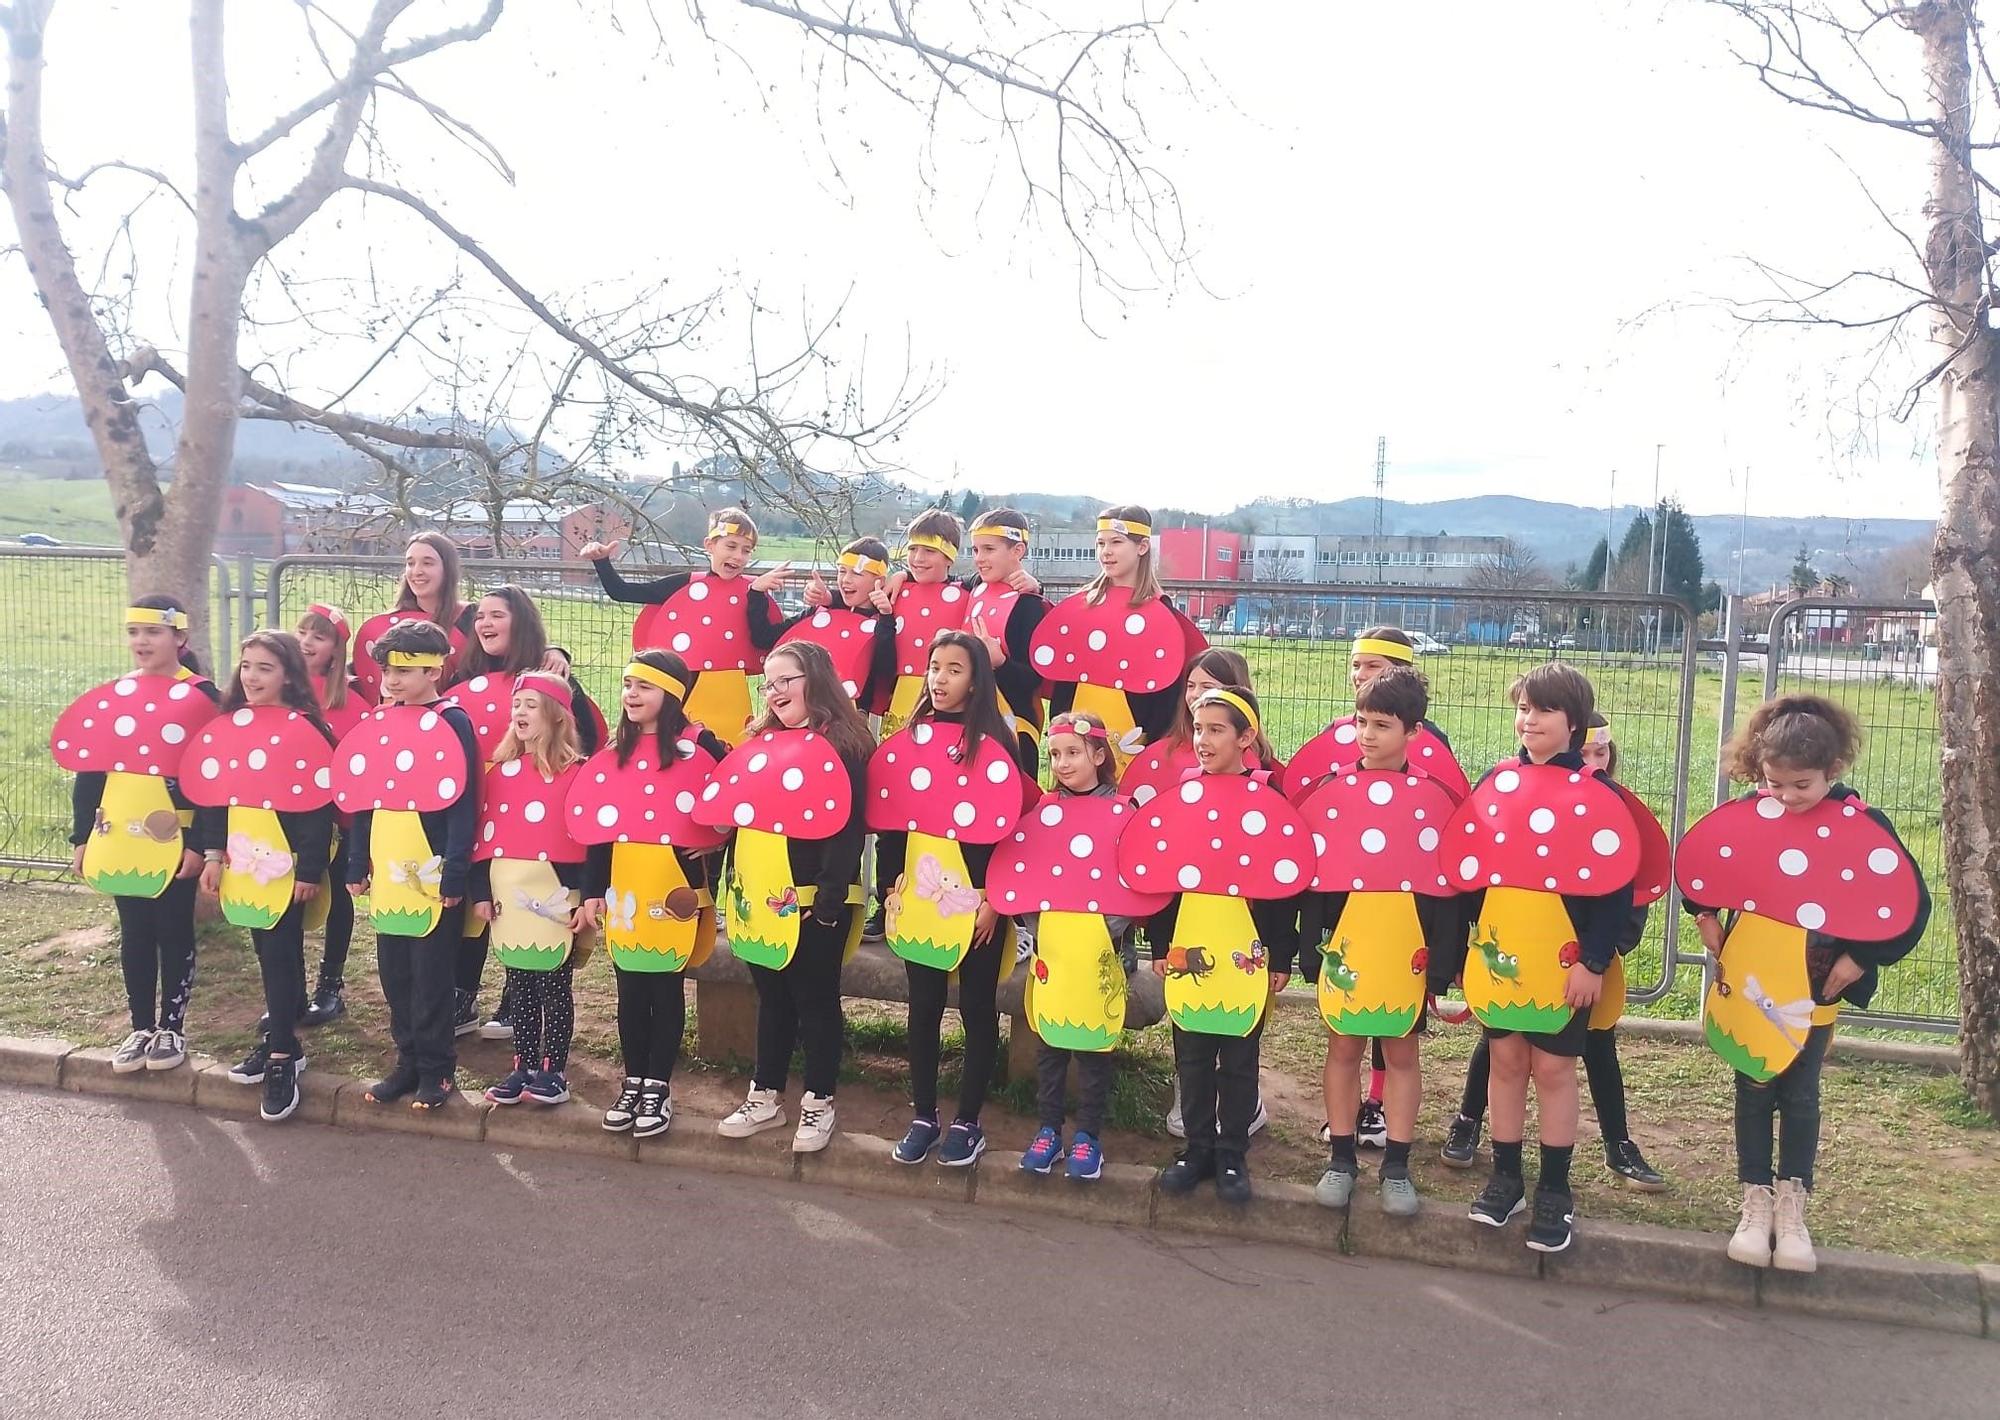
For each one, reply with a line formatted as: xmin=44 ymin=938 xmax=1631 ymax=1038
xmin=1910 ymin=0 xmax=2000 ymax=1112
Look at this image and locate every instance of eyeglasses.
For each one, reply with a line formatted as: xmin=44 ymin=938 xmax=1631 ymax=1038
xmin=764 ymin=673 xmax=804 ymax=695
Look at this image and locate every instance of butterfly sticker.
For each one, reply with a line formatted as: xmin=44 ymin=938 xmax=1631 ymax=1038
xmin=226 ymin=833 xmax=296 ymax=885
xmin=512 ymin=885 xmax=576 ymax=925
xmin=1230 ymin=941 xmax=1267 ymax=976
xmin=1745 ymin=974 xmax=1816 ymax=1050
xmin=766 ymin=887 xmax=800 ymax=918
xmin=388 ymin=855 xmax=444 ymax=899
xmin=912 ymin=854 xmax=980 ymax=918
xmin=605 ymin=891 xmax=638 ymax=933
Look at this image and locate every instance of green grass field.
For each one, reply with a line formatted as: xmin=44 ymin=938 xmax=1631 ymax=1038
xmin=0 ymin=472 xmax=123 ymax=546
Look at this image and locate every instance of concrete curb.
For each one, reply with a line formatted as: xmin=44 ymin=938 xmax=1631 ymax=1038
xmin=4 ymin=1034 xmax=1990 ymax=1340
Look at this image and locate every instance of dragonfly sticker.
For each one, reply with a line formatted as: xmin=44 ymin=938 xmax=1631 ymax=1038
xmin=512 ymin=885 xmax=576 ymax=925
xmin=1744 ymin=975 xmax=1816 ymax=1051
xmin=226 ymin=834 xmax=295 ymax=885
xmin=388 ymin=855 xmax=444 ymax=898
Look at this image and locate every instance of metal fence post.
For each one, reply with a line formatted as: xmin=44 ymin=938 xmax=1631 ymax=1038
xmin=1714 ymin=594 xmax=1741 ymax=810
xmin=238 ymin=552 xmax=256 ymax=638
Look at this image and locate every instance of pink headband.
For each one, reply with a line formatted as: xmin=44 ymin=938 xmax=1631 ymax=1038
xmin=1048 ymin=718 xmax=1108 ymax=742
xmin=513 ymin=672 xmax=574 ymax=713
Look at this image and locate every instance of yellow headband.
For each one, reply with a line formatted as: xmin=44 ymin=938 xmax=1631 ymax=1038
xmin=1581 ymin=722 xmax=1612 ymax=747
xmin=385 ymin=650 xmax=445 ymax=668
xmin=1097 ymin=517 xmax=1151 ymax=539
xmin=1352 ymin=636 xmax=1415 ymax=664
xmin=903 ymin=532 xmax=959 ymax=561
xmin=624 ymin=662 xmax=688 ymax=700
xmin=125 ymin=607 xmax=188 ymax=630
xmin=975 ymin=524 xmax=1029 ymax=546
xmin=1194 ymin=689 xmax=1260 ymax=738
xmin=706 ymin=520 xmax=749 ymax=542
xmin=839 ymin=552 xmax=889 ymax=577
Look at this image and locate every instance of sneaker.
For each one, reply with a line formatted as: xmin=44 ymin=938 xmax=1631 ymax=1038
xmin=1214 ymin=1151 xmax=1251 ymax=1205
xmin=259 ymin=1056 xmax=302 ymax=1122
xmin=792 ymin=1093 xmax=836 ymax=1153
xmin=1165 ymin=1081 xmax=1186 ymax=1140
xmin=111 ymin=1029 xmax=154 ymax=1073
xmin=862 ymin=906 xmax=886 ymax=942
xmin=1356 ymin=1098 xmax=1388 ymax=1148
xmin=145 ymin=1028 xmax=186 ymax=1070
xmin=1014 ymin=928 xmax=1036 ymax=965
xmin=1248 ymin=1098 xmax=1269 ymax=1137
xmin=1728 ymin=1183 xmax=1776 ymax=1268
xmin=892 ymin=1116 xmax=942 ymax=1165
xmin=1314 ymin=1163 xmax=1358 ymax=1210
xmin=300 ymin=982 xmax=346 ymax=1028
xmin=365 ymin=1060 xmax=420 ymax=1104
xmin=484 ymin=1064 xmax=533 ymax=1105
xmin=1606 ymin=1139 xmax=1666 ymax=1192
xmin=1440 ymin=1113 xmax=1482 ymax=1169
xmin=1021 ymin=1126 xmax=1063 ymax=1175
xmin=477 ymin=1011 xmax=514 ymax=1042
xmin=1066 ymin=1131 xmax=1104 ymax=1181
xmin=411 ymin=1075 xmax=455 ymax=1110
xmin=717 ymin=1086 xmax=785 ymax=1139
xmin=451 ymin=989 xmax=480 ymax=1038
xmin=633 ymin=1081 xmax=672 ymax=1139
xmin=937 ymin=1120 xmax=986 ymax=1167
xmin=1772 ymin=1178 xmax=1817 ymax=1273
xmin=1158 ymin=1148 xmax=1214 ymax=1197
xmin=525 ymin=1069 xmax=571 ymax=1105
xmin=1468 ymin=1172 xmax=1527 ymax=1228
xmin=603 ymin=1076 xmax=644 ymax=1132
xmin=227 ymin=1040 xmax=271 ymax=1085
xmin=1525 ymin=1187 xmax=1575 ymax=1254
xmin=1380 ymin=1171 xmax=1422 ymax=1217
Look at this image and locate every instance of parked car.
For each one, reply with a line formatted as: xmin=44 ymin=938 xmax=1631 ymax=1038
xmin=1195 ymin=617 xmax=1214 ymax=634
xmin=1555 ymin=633 xmax=1578 ymax=650
xmin=1282 ymin=621 xmax=1305 ymax=638
xmin=1410 ymin=631 xmax=1450 ymax=656
xmin=1506 ymin=629 xmax=1529 ymax=647
xmin=17 ymin=532 xmax=61 ymax=547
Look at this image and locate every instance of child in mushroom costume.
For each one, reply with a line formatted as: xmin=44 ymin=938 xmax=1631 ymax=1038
xmin=1030 ymin=505 xmax=1207 ymax=768
xmin=293 ymin=603 xmax=369 ymax=1028
xmin=581 ymin=508 xmax=790 ymax=746
xmin=351 ymin=532 xmax=474 ymax=705
xmin=780 ymin=536 xmax=900 ymax=715
xmin=1118 ymin=648 xmax=1271 ymax=808
xmin=187 ymin=630 xmax=338 ymax=1123
xmin=1445 ymin=664 xmax=1665 ymax=1257
xmin=871 ymin=630 xmax=1030 ymax=1169
xmin=697 ymin=641 xmax=876 ymax=1154
xmin=337 ymin=620 xmax=480 ymax=1112
xmin=55 ymin=596 xmax=223 ymax=1074
xmin=867 ymin=507 xmax=972 ymax=739
xmin=1681 ymin=695 xmax=1928 ymax=1275
xmin=1121 ymin=685 xmax=1305 ymax=1206
xmin=566 ymin=650 xmax=730 ymax=1140
xmin=991 ymin=711 xmax=1167 ymax=1182
xmin=468 ymin=673 xmax=612 ymax=1109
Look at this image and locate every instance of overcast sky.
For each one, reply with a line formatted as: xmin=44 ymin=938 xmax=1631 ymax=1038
xmin=0 ymin=0 xmax=1947 ymax=520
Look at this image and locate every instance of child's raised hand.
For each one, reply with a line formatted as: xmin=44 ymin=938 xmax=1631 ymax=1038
xmin=869 ymin=584 xmax=896 ymax=614
xmin=803 ymin=571 xmax=831 ymax=607
xmin=1006 ymin=569 xmax=1041 ymax=595
xmin=1563 ymin=963 xmax=1604 ymax=1010
xmin=750 ymin=562 xmax=795 ymax=594
xmin=579 ymin=539 xmax=620 ymax=562
xmin=540 ymin=647 xmax=572 ymax=678
xmin=969 ymin=611 xmax=1005 ymax=666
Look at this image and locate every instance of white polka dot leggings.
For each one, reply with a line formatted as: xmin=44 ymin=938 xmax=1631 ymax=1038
xmin=505 ymin=962 xmax=575 ymax=1072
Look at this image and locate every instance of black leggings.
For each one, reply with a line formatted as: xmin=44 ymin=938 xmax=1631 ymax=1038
xmin=114 ymin=876 xmax=198 ymax=1035
xmin=456 ymin=923 xmax=491 ymax=997
xmin=317 ymin=834 xmax=354 ymax=986
xmin=614 ymin=966 xmax=685 ymax=1082
xmin=1737 ymin=1022 xmax=1832 ymax=1189
xmin=253 ymin=901 xmax=308 ymax=1057
xmin=906 ymin=927 xmax=1006 ymax=1124
xmin=749 ymin=909 xmax=848 ymax=1097
xmin=1459 ymin=1026 xmax=1632 ymax=1143
xmin=507 ymin=962 xmax=575 ymax=1072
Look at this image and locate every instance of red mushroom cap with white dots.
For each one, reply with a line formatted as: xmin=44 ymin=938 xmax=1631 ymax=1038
xmin=1027 ymin=586 xmax=1197 ymax=694
xmin=888 ymin=581 xmax=969 ymax=677
xmin=864 ymin=721 xmax=1025 ymax=843
xmin=775 ymin=606 xmax=882 ymax=701
xmin=50 ymin=674 xmax=218 ymax=778
xmin=1115 ymin=772 xmax=1311 ymax=897
xmin=352 ymin=611 xmax=464 ymax=704
xmin=988 ymin=791 xmax=1171 ymax=918
xmin=1673 ymin=793 xmax=1920 ymax=938
xmin=1118 ymin=740 xmax=1266 ymax=808
xmin=447 ymin=672 xmax=518 ymax=761
xmin=568 ymin=739 xmax=728 ymax=849
xmin=632 ymin=571 xmax=765 ymax=673
xmin=1288 ymin=716 xmax=1469 ymax=802
xmin=1443 ymin=761 xmax=1640 ymax=896
xmin=475 ymin=759 xmax=586 ymax=863
xmin=331 ymin=705 xmax=472 ymax=814
xmin=1610 ymin=782 xmax=1672 ymax=907
xmin=179 ymin=706 xmax=335 ymax=811
xmin=692 ymin=728 xmax=855 ymax=841
xmin=1298 ymin=766 xmax=1458 ymax=895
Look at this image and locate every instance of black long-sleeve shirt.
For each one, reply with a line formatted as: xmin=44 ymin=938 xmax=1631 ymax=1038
xmin=69 ymin=677 xmax=223 ymax=846
xmin=592 ymin=560 xmax=784 ymax=652
xmin=345 ymin=701 xmax=481 ymax=901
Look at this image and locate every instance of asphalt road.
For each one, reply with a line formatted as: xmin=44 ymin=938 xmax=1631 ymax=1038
xmin=2 ymin=1085 xmax=1993 ymax=1419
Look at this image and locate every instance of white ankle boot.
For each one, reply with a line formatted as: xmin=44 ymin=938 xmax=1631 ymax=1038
xmin=717 ymin=1085 xmax=785 ymax=1138
xmin=1772 ymin=1178 xmax=1817 ymax=1273
xmin=792 ymin=1092 xmax=836 ymax=1153
xmin=1728 ymin=1183 xmax=1775 ymax=1267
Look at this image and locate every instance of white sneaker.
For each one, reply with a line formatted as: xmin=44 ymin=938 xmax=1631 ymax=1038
xmin=1772 ymin=1178 xmax=1817 ymax=1273
xmin=1728 ymin=1183 xmax=1775 ymax=1268
xmin=145 ymin=1029 xmax=186 ymax=1070
xmin=1165 ymin=1079 xmax=1185 ymax=1139
xmin=792 ymin=1093 xmax=836 ymax=1153
xmin=111 ymin=1029 xmax=154 ymax=1074
xmin=717 ymin=1086 xmax=785 ymax=1138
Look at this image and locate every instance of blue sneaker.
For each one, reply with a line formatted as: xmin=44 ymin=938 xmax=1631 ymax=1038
xmin=524 ymin=1069 xmax=571 ymax=1105
xmin=937 ymin=1120 xmax=986 ymax=1168
xmin=892 ymin=1116 xmax=942 ymax=1165
xmin=484 ymin=1065 xmax=532 ymax=1105
xmin=1021 ymin=1126 xmax=1063 ymax=1174
xmin=1066 ymin=1131 xmax=1104 ymax=1181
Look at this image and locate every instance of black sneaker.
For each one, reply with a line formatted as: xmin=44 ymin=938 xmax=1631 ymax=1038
xmin=1468 ymin=1172 xmax=1526 ymax=1228
xmin=1356 ymin=1099 xmax=1388 ymax=1149
xmin=260 ymin=1056 xmax=302 ymax=1123
xmin=862 ymin=906 xmax=886 ymax=942
xmin=227 ymin=1040 xmax=271 ymax=1085
xmin=1526 ymin=1187 xmax=1575 ymax=1253
xmin=301 ymin=982 xmax=346 ymax=1028
xmin=451 ymin=989 xmax=480 ymax=1038
xmin=365 ymin=1060 xmax=420 ymax=1104
xmin=603 ymin=1076 xmax=643 ymax=1133
xmin=1606 ymin=1139 xmax=1666 ymax=1192
xmin=1158 ymin=1148 xmax=1215 ymax=1197
xmin=1214 ymin=1151 xmax=1251 ymax=1206
xmin=412 ymin=1075 xmax=455 ymax=1111
xmin=1440 ymin=1113 xmax=1482 ymax=1169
